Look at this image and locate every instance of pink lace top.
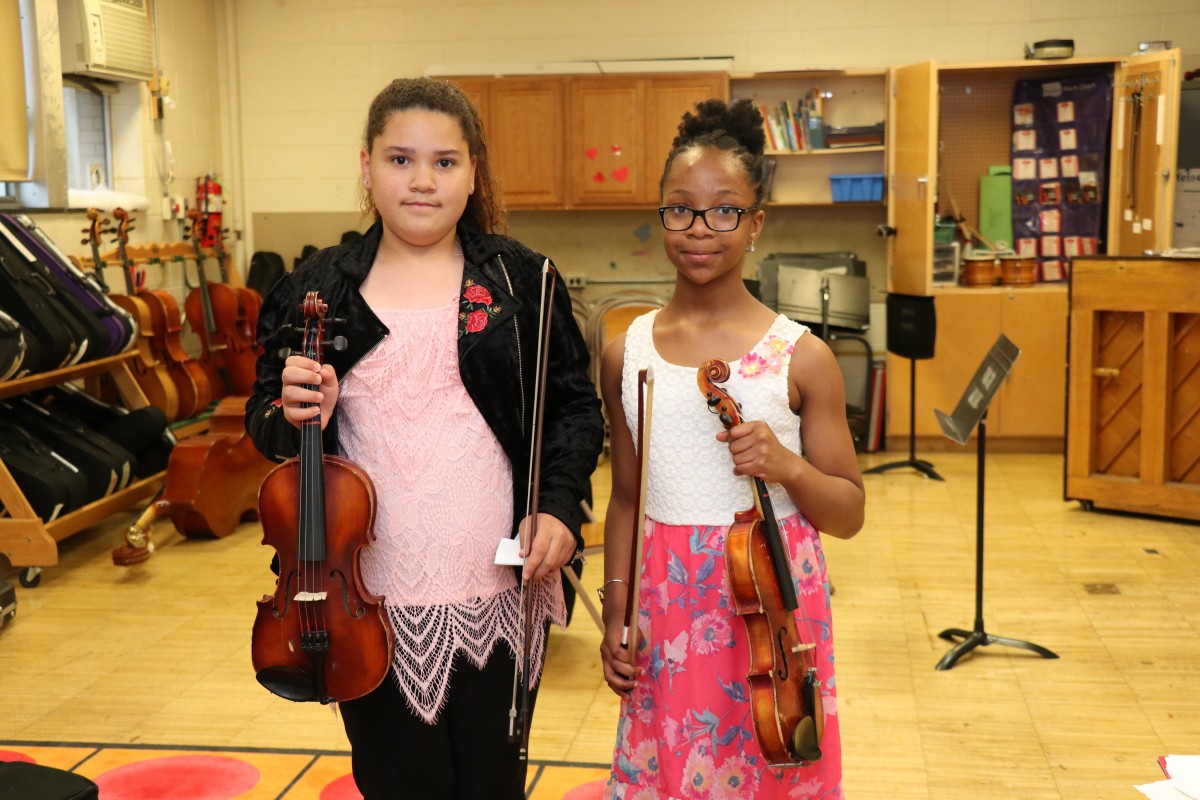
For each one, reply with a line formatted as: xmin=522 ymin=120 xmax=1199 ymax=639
xmin=338 ymin=292 xmax=564 ymax=723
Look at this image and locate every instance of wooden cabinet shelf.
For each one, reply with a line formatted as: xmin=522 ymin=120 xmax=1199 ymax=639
xmin=732 ymin=71 xmax=888 ymax=208
xmin=0 ymin=352 xmax=163 ymax=580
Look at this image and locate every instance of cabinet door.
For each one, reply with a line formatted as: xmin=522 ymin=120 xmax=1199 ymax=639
xmin=1107 ymin=49 xmax=1182 ymax=255
xmin=567 ymin=77 xmax=644 ymax=207
xmin=993 ymin=290 xmax=1068 ymax=438
xmin=448 ymin=78 xmax=489 ymax=129
xmin=489 ymin=78 xmax=565 ymax=208
xmin=888 ymin=62 xmax=938 ymax=295
xmin=642 ymin=74 xmax=729 ymax=203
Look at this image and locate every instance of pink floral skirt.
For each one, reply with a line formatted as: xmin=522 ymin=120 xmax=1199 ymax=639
xmin=607 ymin=514 xmax=841 ymax=800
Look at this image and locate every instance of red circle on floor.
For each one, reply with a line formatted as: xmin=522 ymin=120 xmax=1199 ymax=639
xmin=563 ymin=779 xmax=607 ymax=800
xmin=94 ymin=754 xmax=259 ymax=799
xmin=0 ymin=750 xmax=35 ymax=763
xmin=320 ymin=773 xmax=363 ymax=799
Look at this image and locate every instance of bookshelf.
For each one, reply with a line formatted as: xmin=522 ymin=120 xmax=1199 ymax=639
xmin=730 ymin=71 xmax=888 ymax=207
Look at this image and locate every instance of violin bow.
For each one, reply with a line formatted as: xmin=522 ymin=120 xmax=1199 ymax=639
xmin=508 ymin=259 xmax=558 ymax=760
xmin=623 ymin=366 xmax=654 ymax=664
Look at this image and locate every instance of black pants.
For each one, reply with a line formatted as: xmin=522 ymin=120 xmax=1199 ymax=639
xmin=339 ymin=647 xmax=538 ymax=800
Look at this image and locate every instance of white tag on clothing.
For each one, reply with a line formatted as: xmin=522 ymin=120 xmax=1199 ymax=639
xmin=494 ymin=536 xmax=524 ymax=566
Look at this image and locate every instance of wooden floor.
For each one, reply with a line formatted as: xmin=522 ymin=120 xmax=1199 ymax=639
xmin=2 ymin=451 xmax=1198 ymax=798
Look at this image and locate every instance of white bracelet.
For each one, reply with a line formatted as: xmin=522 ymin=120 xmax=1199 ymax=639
xmin=597 ymin=578 xmax=627 ymax=601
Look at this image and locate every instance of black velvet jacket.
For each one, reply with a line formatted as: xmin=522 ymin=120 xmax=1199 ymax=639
xmin=244 ymin=219 xmax=603 ymax=547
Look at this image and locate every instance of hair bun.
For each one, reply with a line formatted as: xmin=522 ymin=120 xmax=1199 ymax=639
xmin=674 ymin=98 xmax=765 ymax=157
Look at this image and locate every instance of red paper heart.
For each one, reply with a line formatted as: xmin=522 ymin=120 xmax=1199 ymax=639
xmin=611 ymin=166 xmax=630 ymax=183
xmin=593 ymin=171 xmax=605 ymax=183
xmin=585 ymin=148 xmax=598 ymax=160
xmin=611 ymin=144 xmax=622 ymax=156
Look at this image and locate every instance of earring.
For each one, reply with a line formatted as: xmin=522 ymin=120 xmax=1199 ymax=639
xmin=746 ymin=241 xmax=756 ymax=253
xmin=469 ymin=184 xmax=475 ymax=194
xmin=363 ymin=179 xmax=369 ymax=188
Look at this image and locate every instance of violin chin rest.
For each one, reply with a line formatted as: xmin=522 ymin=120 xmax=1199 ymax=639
xmin=791 ymin=715 xmax=822 ymax=764
xmin=256 ymin=666 xmax=317 ymax=703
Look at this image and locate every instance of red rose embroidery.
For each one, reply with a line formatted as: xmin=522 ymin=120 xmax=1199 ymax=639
xmin=466 ymin=309 xmax=489 ymax=333
xmin=463 ymin=285 xmax=492 ymax=304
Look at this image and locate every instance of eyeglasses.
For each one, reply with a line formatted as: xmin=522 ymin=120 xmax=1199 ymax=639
xmin=658 ymin=204 xmax=759 ymax=232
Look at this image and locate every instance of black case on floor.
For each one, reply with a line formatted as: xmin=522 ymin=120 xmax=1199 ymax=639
xmin=0 ymin=419 xmax=90 ymax=521
xmin=0 ymin=761 xmax=99 ymax=800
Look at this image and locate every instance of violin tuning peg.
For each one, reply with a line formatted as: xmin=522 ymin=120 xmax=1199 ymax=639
xmin=325 ymin=335 xmax=348 ymax=352
xmin=719 ymin=412 xmax=733 ymax=426
xmin=277 ymin=346 xmax=294 ymax=359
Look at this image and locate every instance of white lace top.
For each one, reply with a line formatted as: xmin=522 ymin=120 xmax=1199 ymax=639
xmin=337 ymin=294 xmax=564 ymax=723
xmin=621 ymin=310 xmax=807 ymax=527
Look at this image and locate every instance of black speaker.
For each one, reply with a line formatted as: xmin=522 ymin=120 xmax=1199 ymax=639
xmin=885 ymin=293 xmax=936 ymax=360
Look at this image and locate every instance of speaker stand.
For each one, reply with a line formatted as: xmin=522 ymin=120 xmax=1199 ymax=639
xmin=935 ymin=413 xmax=1058 ymax=670
xmin=863 ymin=358 xmax=944 ymax=481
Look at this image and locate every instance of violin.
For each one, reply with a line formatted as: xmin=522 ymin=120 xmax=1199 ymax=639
xmin=101 ymin=208 xmax=180 ymax=420
xmin=251 ymin=291 xmax=393 ymax=704
xmin=697 ymin=358 xmax=824 ymax=767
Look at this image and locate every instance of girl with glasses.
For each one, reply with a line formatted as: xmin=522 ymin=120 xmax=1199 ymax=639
xmin=598 ymin=98 xmax=865 ymax=799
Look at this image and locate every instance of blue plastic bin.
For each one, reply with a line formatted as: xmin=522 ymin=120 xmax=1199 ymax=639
xmin=830 ymin=173 xmax=884 ymax=203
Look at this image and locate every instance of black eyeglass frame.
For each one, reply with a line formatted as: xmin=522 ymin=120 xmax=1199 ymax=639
xmin=657 ymin=204 xmax=761 ymax=232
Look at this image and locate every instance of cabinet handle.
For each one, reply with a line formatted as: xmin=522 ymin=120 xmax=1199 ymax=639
xmin=1093 ymin=366 xmax=1120 ymax=378
xmin=916 ymin=175 xmax=928 ymax=199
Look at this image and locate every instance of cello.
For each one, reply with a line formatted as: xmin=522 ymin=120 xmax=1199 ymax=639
xmin=697 ymin=358 xmax=825 ymax=767
xmin=251 ymin=291 xmax=393 ymax=704
xmin=183 ymin=209 xmax=255 ymax=396
xmin=101 ymin=208 xmax=180 ymax=420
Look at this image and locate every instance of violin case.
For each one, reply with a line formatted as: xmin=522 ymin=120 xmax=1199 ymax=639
xmin=25 ymin=384 xmax=174 ymax=478
xmin=0 ymin=220 xmax=91 ymax=373
xmin=0 ymin=307 xmax=30 ymax=381
xmin=0 ymin=398 xmax=137 ymax=504
xmin=0 ymin=761 xmax=99 ymax=800
xmin=0 ymin=213 xmax=135 ymax=358
xmin=0 ymin=418 xmax=91 ymax=522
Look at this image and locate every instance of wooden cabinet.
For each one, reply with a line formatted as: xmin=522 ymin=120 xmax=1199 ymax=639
xmin=453 ymin=77 xmax=566 ymax=208
xmin=883 ymin=52 xmax=1181 ymax=447
xmin=1065 ymin=257 xmax=1200 ymax=520
xmin=729 ymin=71 xmax=888 ymax=207
xmin=451 ymin=73 xmax=727 ymax=210
xmin=566 ymin=73 xmax=729 ymax=207
xmin=886 ymin=287 xmax=1068 ymax=447
xmin=0 ymin=353 xmax=165 ymax=581
xmin=888 ymin=51 xmax=1183 ymax=296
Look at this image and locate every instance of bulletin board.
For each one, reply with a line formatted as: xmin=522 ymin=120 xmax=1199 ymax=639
xmin=1010 ymin=72 xmax=1113 ymax=281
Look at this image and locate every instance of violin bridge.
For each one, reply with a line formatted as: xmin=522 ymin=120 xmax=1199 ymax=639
xmin=791 ymin=642 xmax=815 ymax=654
xmin=293 ymin=591 xmax=328 ymax=602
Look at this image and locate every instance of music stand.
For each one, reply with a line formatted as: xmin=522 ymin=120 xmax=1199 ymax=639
xmin=864 ymin=294 xmax=943 ymax=480
xmin=933 ymin=334 xmax=1058 ymax=670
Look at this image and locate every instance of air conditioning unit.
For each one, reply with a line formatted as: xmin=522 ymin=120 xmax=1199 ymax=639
xmin=58 ymin=0 xmax=155 ymax=82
